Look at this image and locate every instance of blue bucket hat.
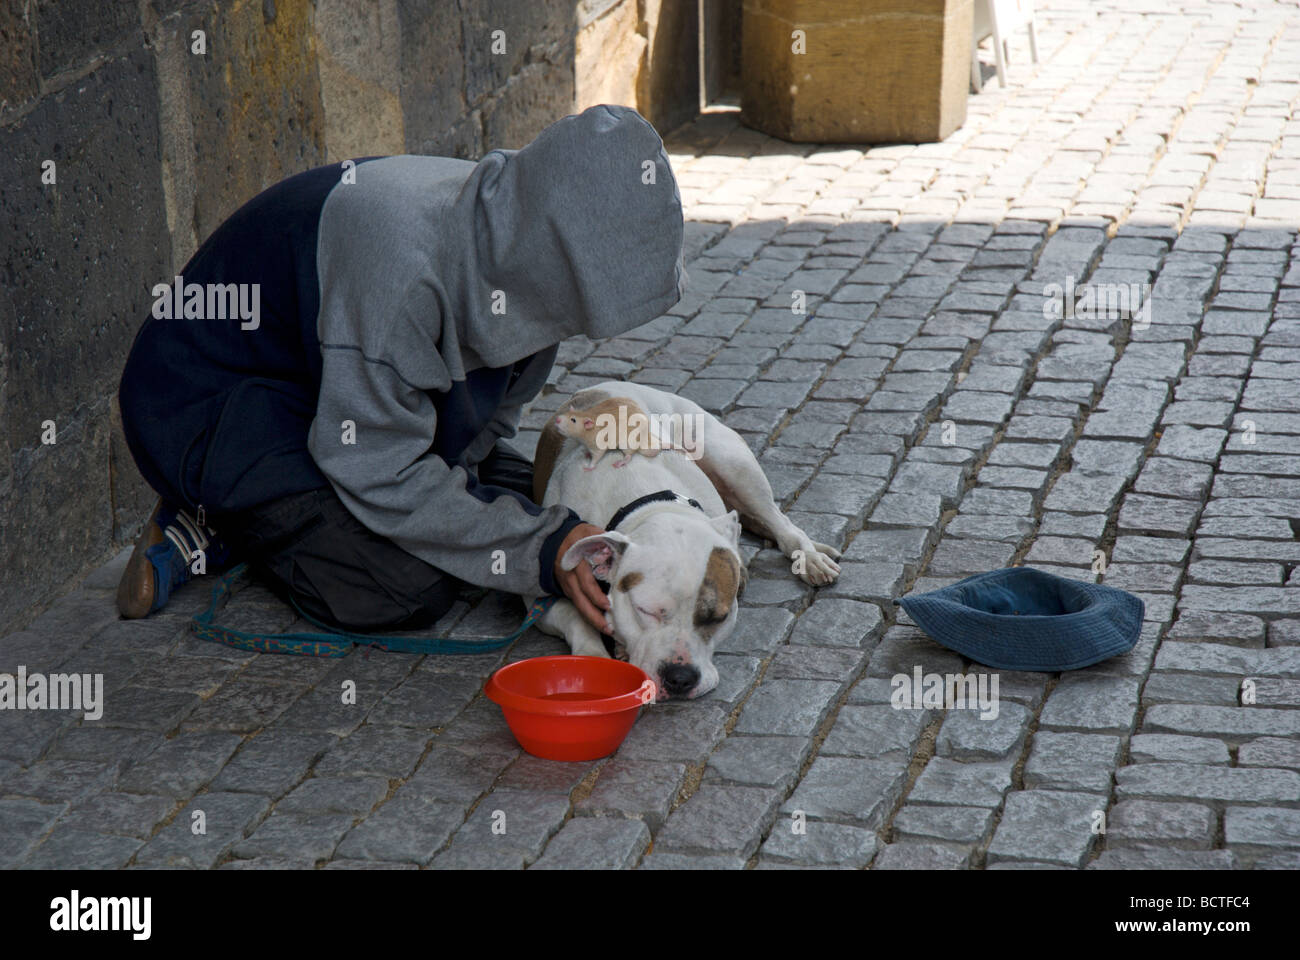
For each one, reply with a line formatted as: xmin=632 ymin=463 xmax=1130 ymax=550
xmin=897 ymin=567 xmax=1144 ymax=672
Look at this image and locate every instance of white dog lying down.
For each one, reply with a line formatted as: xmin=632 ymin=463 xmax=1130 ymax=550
xmin=528 ymin=381 xmax=842 ymax=700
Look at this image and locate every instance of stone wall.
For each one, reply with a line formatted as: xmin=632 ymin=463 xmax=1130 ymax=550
xmin=0 ymin=0 xmax=706 ymax=633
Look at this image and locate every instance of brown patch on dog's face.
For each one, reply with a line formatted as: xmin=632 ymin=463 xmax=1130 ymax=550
xmin=694 ymin=547 xmax=741 ymax=638
xmin=617 ymin=571 xmax=644 ymax=592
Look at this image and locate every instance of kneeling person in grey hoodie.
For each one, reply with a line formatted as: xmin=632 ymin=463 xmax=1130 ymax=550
xmin=116 ymin=104 xmax=686 ymax=639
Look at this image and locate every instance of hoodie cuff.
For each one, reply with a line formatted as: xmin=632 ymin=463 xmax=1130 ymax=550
xmin=537 ymin=508 xmax=585 ymax=597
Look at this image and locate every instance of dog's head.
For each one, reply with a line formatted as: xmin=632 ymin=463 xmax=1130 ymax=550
xmin=560 ymin=509 xmax=746 ymax=700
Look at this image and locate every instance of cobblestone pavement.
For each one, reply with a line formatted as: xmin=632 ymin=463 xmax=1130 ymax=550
xmin=6 ymin=0 xmax=1300 ymax=870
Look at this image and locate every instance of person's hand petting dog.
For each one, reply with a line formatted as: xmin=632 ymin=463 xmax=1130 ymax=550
xmin=555 ymin=522 xmax=614 ymax=636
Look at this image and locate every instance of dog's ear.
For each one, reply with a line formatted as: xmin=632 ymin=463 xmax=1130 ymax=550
xmin=709 ymin=509 xmax=741 ymax=548
xmin=561 ymin=531 xmax=632 ymax=580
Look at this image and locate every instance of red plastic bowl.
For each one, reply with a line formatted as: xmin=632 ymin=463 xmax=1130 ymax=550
xmin=485 ymin=655 xmax=656 ymax=762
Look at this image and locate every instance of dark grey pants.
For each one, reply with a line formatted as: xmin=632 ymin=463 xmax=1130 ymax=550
xmin=222 ymin=442 xmax=536 ymax=633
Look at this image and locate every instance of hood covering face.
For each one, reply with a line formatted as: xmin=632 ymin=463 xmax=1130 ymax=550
xmin=442 ymin=104 xmax=687 ymax=370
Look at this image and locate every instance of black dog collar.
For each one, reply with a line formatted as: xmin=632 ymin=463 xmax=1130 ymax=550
xmin=606 ymin=489 xmax=704 ymax=532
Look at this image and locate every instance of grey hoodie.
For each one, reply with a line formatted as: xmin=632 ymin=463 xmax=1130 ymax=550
xmin=305 ymin=105 xmax=686 ymax=597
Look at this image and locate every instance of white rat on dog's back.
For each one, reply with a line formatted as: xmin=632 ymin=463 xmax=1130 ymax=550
xmin=553 ymin=396 xmax=676 ymax=471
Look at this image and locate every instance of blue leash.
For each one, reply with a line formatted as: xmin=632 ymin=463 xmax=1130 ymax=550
xmin=191 ymin=562 xmax=556 ymax=657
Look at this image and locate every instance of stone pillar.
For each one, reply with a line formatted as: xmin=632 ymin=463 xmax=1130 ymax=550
xmin=741 ymin=0 xmax=973 ymax=143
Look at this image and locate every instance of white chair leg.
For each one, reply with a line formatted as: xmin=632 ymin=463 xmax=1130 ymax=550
xmin=1027 ymin=15 xmax=1040 ymax=63
xmin=971 ymin=36 xmax=983 ymax=92
xmin=992 ymin=20 xmax=1008 ymax=87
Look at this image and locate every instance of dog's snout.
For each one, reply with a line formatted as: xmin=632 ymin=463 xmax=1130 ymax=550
xmin=660 ymin=662 xmax=700 ymax=698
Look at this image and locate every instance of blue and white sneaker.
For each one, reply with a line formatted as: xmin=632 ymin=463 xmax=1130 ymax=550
xmin=117 ymin=499 xmax=232 ymax=618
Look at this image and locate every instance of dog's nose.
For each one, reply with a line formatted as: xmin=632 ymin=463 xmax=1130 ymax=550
xmin=660 ymin=663 xmax=700 ymax=698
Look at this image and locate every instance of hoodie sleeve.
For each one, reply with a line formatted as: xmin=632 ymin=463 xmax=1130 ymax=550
xmin=307 ymin=331 xmax=582 ymax=598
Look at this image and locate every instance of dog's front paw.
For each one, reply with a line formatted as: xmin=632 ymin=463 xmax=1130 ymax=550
xmin=813 ymin=540 xmax=843 ymax=561
xmin=568 ymin=634 xmax=613 ymax=658
xmin=798 ymin=546 xmax=841 ymax=586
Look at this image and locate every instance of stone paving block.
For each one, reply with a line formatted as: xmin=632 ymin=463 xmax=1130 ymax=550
xmin=19 ymin=827 xmax=144 ymax=870
xmin=637 ymin=853 xmax=748 ymax=870
xmin=760 ymin=819 xmax=878 ymax=868
xmin=870 ymin=492 xmax=945 ymax=528
xmin=1129 ymin=734 xmax=1230 ymax=765
xmin=926 ymin=539 xmax=1017 ymax=576
xmin=367 ymin=672 xmax=482 ymax=729
xmin=1224 ymin=807 xmax=1300 ymax=861
xmin=1115 ymin=762 xmax=1300 ymax=809
xmin=961 ymin=487 xmax=1035 ymax=516
xmin=1167 ymin=610 xmax=1265 ymax=645
xmin=321 ymin=859 xmax=418 ymax=870
xmin=822 ymin=562 xmax=907 ymax=604
xmin=945 ymin=514 xmax=1036 ymax=544
xmin=821 ymin=704 xmax=930 ymax=760
xmin=335 ymin=796 xmax=468 ymax=865
xmin=1043 ymin=472 xmax=1130 ymax=514
xmin=890 ymin=461 xmax=967 ymax=506
xmin=780 ymin=598 xmax=883 ymax=650
xmin=403 ymin=743 xmax=515 ymax=803
xmin=718 ymin=606 xmax=796 ymax=654
xmin=781 ymin=757 xmax=909 ymax=827
xmin=935 ymin=701 xmax=1032 ymax=761
xmin=701 ymin=734 xmax=806 ymax=791
xmin=0 ymin=758 xmax=120 ymax=804
xmin=494 ymin=755 xmax=602 ymax=796
xmin=657 ymin=784 xmax=782 ymax=858
xmin=893 ymin=804 xmax=993 ymax=846
xmin=44 ymin=723 xmax=158 ymax=764
xmin=65 ymin=791 xmax=176 ymax=840
xmin=126 ymin=656 xmax=240 ymax=699
xmin=179 ymin=679 xmax=306 ymax=734
xmin=219 ymin=857 xmax=317 ymax=870
xmin=1143 ymin=704 xmax=1300 ymax=741
xmin=134 ymin=792 xmax=271 ymax=869
xmin=1270 ymin=620 xmax=1300 ymax=648
xmin=1157 ymin=641 xmax=1300 ymax=678
xmin=1038 ymin=513 xmax=1108 ymax=541
xmin=986 ymin=790 xmax=1104 ymax=867
xmin=1040 ymin=674 xmax=1140 ymax=734
xmin=843 ymin=527 xmax=932 ymax=572
xmin=1107 ymin=799 xmax=1216 ymax=850
xmin=277 ymin=776 xmax=391 ymax=816
xmin=735 ymin=679 xmax=841 ymax=737
xmin=433 ymin=699 xmax=523 ymax=757
xmin=868 ymin=837 xmax=972 ymax=868
xmin=1103 ymin=562 xmax=1182 ymax=593
xmin=96 ymin=685 xmax=201 ymax=732
xmin=0 ymin=797 xmax=68 ymax=868
xmin=231 ymin=812 xmax=354 ymax=864
xmin=616 ymin=703 xmax=728 ymax=764
xmin=115 ymin=731 xmax=244 ymax=798
xmin=767 ymin=645 xmax=867 ymax=683
xmin=704 ymin=654 xmax=759 ymax=705
xmin=309 ymin=724 xmax=430 ymax=781
xmin=865 ymin=629 xmax=965 ymax=679
xmin=1023 ymin=732 xmax=1121 ymax=794
xmin=1156 ymin=424 xmax=1228 ymax=461
xmin=1238 ymin=737 xmax=1300 ymax=771
xmin=907 ymin=757 xmax=1015 ymax=808
xmin=531 ymin=817 xmax=650 ymax=870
